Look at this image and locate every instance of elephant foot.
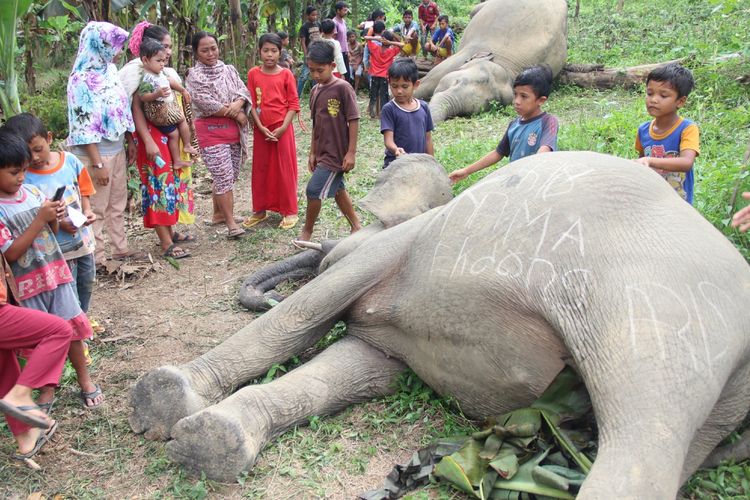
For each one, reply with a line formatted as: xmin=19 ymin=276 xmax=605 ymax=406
xmin=129 ymin=365 xmax=208 ymax=440
xmin=167 ymin=407 xmax=263 ymax=482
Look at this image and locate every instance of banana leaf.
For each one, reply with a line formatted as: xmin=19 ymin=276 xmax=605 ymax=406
xmin=0 ymin=0 xmax=33 ymax=117
xmin=493 ymin=450 xmax=574 ymax=499
xmin=433 ymin=437 xmax=489 ymax=489
xmin=540 ymin=410 xmax=593 ymax=473
xmin=489 ymin=446 xmax=519 ymax=479
xmin=531 ymin=367 xmax=591 ymax=425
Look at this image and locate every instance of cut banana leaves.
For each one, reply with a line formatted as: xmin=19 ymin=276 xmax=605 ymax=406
xmin=493 ymin=450 xmax=574 ymax=499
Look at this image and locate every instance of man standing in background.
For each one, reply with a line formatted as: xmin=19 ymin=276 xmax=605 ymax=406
xmin=333 ymin=2 xmax=351 ymax=85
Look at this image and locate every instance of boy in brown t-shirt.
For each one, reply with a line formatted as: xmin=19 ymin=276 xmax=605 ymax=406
xmin=298 ymin=41 xmax=361 ymax=242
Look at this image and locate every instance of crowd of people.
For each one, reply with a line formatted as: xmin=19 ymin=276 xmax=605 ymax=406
xmin=0 ymin=1 xmax=747 ymax=468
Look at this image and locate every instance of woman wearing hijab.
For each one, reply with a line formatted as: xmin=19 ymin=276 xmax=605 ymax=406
xmin=186 ymin=32 xmax=251 ymax=239
xmin=67 ymin=22 xmax=143 ymax=264
xmin=119 ymin=22 xmax=195 ymax=259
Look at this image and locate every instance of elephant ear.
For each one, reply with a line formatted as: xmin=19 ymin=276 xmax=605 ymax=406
xmin=360 ymin=154 xmax=453 ymax=228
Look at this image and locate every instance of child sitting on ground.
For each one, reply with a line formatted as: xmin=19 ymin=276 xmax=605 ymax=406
xmin=393 ymin=9 xmax=421 ymax=57
xmin=449 ymin=65 xmax=558 ymax=183
xmin=424 ymin=15 xmax=455 ymax=64
xmin=298 ymin=41 xmax=361 ymax=242
xmin=137 ymin=38 xmax=197 ymax=168
xmin=320 ymin=19 xmax=348 ymax=80
xmin=635 ymin=63 xmax=700 ymax=204
xmin=380 ymin=58 xmax=434 ymax=168
xmin=0 ymin=128 xmax=104 ymax=409
xmin=278 ymin=31 xmax=295 ymax=70
xmin=364 ymin=22 xmax=404 ymax=118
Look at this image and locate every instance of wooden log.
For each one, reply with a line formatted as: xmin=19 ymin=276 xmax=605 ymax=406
xmin=559 ymin=59 xmax=684 ymax=90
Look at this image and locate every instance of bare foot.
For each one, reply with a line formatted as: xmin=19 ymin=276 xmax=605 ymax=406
xmin=183 ymin=145 xmax=199 ymax=155
xmin=350 ymin=224 xmax=362 ymax=234
xmin=174 ymin=159 xmax=192 ymax=169
xmin=15 ymin=422 xmax=55 ymax=455
xmin=298 ymin=228 xmax=313 ymax=241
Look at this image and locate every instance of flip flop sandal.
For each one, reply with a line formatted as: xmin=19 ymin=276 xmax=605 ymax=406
xmin=81 ymin=384 xmax=105 ymax=409
xmin=12 ymin=421 xmax=58 ymax=461
xmin=0 ymin=400 xmax=51 ymax=428
xmin=203 ymin=216 xmax=244 ymax=226
xmin=227 ymin=227 xmax=247 ymax=239
xmin=172 ymin=232 xmax=198 ymax=244
xmin=242 ymin=213 xmax=269 ymax=229
xmin=37 ymin=399 xmax=56 ymax=416
xmin=279 ymin=215 xmax=299 ymax=230
xmin=163 ymin=244 xmax=191 ymax=260
xmin=89 ymin=318 xmax=106 ymax=335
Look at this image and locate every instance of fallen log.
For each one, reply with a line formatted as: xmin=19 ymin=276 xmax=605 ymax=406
xmin=559 ymin=59 xmax=684 ymax=90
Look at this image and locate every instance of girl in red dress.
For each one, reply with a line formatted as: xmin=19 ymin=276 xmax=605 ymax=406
xmin=244 ymin=33 xmax=301 ymax=230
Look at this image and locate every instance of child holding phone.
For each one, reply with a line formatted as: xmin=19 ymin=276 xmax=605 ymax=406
xmin=3 ymin=116 xmax=104 ymax=409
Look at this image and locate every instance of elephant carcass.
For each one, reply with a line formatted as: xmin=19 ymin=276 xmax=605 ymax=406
xmin=415 ymin=0 xmax=568 ymax=122
xmin=130 ymin=152 xmax=750 ymax=498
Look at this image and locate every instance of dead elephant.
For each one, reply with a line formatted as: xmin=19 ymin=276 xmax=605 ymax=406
xmin=130 ymin=152 xmax=750 ymax=498
xmin=414 ymin=0 xmax=568 ymax=122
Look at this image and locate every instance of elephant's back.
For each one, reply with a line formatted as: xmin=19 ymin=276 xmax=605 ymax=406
xmin=461 ymin=0 xmax=568 ymax=74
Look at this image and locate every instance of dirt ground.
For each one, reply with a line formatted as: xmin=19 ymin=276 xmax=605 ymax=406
xmin=0 ymin=104 xmax=459 ymax=499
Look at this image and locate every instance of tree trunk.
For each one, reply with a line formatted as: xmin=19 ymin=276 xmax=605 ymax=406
xmin=287 ymin=0 xmax=299 ymax=50
xmin=228 ymin=0 xmax=243 ymax=70
xmin=574 ymin=0 xmax=580 ymax=18
xmin=246 ymin=1 xmax=259 ymax=69
xmin=558 ymin=59 xmax=684 ymax=90
xmin=268 ymin=13 xmax=277 ymax=33
xmin=23 ymin=11 xmax=36 ymax=95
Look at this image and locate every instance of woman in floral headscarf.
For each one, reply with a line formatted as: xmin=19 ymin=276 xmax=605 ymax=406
xmin=67 ymin=21 xmax=143 ymax=263
xmin=119 ymin=22 xmax=196 ymax=260
xmin=186 ymin=32 xmax=251 ymax=239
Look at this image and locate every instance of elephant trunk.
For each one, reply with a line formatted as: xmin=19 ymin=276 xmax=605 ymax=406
xmin=427 ymin=91 xmax=458 ymax=123
xmin=239 ymin=249 xmax=326 ymax=311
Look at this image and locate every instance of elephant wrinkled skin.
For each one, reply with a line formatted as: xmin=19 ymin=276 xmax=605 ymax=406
xmin=130 ymin=153 xmax=750 ymax=498
xmin=414 ymin=0 xmax=568 ymax=122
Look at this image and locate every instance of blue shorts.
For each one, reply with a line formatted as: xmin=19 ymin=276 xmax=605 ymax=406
xmin=306 ymin=166 xmax=345 ymax=199
xmin=158 ymin=124 xmax=178 ymax=135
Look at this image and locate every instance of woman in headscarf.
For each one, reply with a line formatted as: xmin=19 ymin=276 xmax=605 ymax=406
xmin=186 ymin=31 xmax=251 ymax=239
xmin=119 ymin=22 xmax=195 ymax=259
xmin=67 ymin=21 xmax=143 ymax=264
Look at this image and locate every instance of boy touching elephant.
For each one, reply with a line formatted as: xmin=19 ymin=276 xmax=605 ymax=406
xmin=449 ymin=65 xmax=558 ymax=184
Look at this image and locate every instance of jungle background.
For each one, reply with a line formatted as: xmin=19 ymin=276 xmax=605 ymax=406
xmin=1 ymin=0 xmax=750 ymax=498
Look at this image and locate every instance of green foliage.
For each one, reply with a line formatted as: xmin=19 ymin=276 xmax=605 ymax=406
xmin=21 ymin=70 xmax=69 ymax=139
xmin=0 ymin=0 xmax=33 ymax=117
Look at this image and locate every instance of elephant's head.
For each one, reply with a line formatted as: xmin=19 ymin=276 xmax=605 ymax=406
xmin=427 ymin=59 xmax=514 ymax=123
xmin=359 ymin=153 xmax=453 ymax=228
xmin=241 ymin=154 xmax=453 ymax=309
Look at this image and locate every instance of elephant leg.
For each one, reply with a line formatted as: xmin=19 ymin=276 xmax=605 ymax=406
xmin=568 ymin=330 xmax=736 ymax=498
xmin=687 ymin=362 xmax=750 ymax=474
xmin=165 ymin=336 xmax=406 ymax=482
xmin=131 ymin=214 xmax=416 ymax=440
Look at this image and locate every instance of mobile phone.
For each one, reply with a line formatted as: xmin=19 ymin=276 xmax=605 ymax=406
xmin=52 ymin=186 xmax=66 ymax=202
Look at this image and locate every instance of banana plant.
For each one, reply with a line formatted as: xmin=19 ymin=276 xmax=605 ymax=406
xmin=0 ymin=0 xmax=33 ymax=118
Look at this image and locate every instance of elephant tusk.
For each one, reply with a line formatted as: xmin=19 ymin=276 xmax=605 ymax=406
xmin=292 ymin=240 xmax=324 ymax=252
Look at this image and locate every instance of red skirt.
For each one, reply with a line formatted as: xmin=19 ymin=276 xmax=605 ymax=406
xmin=251 ymin=121 xmax=298 ymax=216
xmin=134 ymin=124 xmax=180 ymax=228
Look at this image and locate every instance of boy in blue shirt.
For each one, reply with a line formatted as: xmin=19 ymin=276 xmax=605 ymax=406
xmin=449 ymin=65 xmax=558 ymax=183
xmin=634 ymin=63 xmax=700 ymax=204
xmin=380 ymin=58 xmax=434 ymax=168
xmin=424 ymin=15 xmax=455 ymax=64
